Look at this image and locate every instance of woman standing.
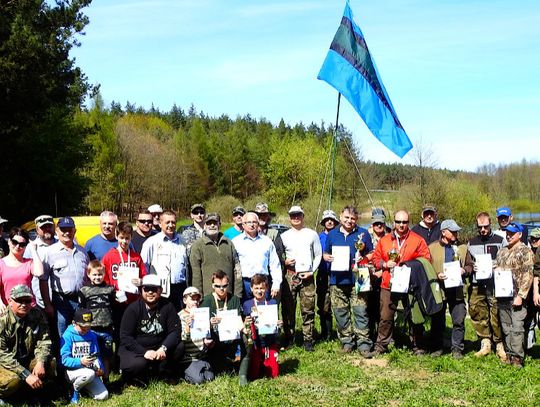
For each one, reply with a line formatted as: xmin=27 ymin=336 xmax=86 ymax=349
xmin=0 ymin=227 xmax=44 ymax=308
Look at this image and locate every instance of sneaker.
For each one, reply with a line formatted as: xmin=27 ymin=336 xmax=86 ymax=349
xmin=303 ymin=341 xmax=314 ymax=352
xmin=431 ymin=349 xmax=444 ymax=358
xmin=452 ymin=350 xmax=463 ymax=360
xmin=340 ymin=344 xmax=354 ymax=354
xmin=70 ymin=390 xmax=80 ymax=404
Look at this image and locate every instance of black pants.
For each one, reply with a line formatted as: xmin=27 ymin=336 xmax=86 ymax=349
xmin=430 ymin=290 xmax=466 ymax=352
xmin=119 ymin=343 xmax=184 ymax=381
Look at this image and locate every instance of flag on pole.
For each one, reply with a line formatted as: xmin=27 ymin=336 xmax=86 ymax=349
xmin=318 ymin=0 xmax=413 ymax=158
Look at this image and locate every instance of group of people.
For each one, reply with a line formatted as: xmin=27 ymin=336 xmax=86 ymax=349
xmin=0 ymin=202 xmax=538 ymax=404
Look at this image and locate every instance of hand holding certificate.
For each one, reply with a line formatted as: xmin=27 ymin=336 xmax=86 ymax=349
xmin=255 ymin=304 xmax=278 ymax=335
xmin=494 ymin=269 xmax=513 ymax=298
xmin=475 ymin=254 xmax=493 ymax=280
xmin=191 ymin=307 xmax=210 ymax=340
xmin=390 ymin=265 xmax=411 ymax=293
xmin=443 ymin=261 xmax=463 ymax=288
xmin=117 ymin=265 xmax=139 ymax=294
xmin=216 ymin=309 xmax=241 ymax=342
xmin=331 ymin=246 xmax=350 ymax=272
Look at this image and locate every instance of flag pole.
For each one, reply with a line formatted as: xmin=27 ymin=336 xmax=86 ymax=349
xmin=327 ymin=92 xmax=341 ymax=208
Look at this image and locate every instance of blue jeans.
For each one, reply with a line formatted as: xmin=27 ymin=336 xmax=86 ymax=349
xmin=52 ymin=293 xmax=78 ymax=337
xmin=93 ymin=329 xmax=114 ymax=358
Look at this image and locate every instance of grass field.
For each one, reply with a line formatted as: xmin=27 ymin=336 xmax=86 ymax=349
xmin=71 ymin=317 xmax=540 ymax=407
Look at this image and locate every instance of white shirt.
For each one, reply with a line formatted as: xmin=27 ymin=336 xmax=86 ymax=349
xmin=140 ymin=232 xmax=187 ymax=284
xmin=280 ymin=227 xmax=322 ymax=273
xmin=232 ymin=232 xmax=282 ymax=291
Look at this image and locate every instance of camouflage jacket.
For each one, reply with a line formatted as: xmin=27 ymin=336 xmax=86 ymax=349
xmin=496 ymin=242 xmax=534 ymax=299
xmin=0 ymin=307 xmax=52 ymax=378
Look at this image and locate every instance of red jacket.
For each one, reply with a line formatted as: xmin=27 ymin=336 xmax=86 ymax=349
xmin=372 ymin=230 xmax=431 ymax=290
xmin=102 ymin=247 xmax=146 ymax=303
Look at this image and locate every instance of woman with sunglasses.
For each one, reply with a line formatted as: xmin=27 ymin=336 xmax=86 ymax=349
xmin=0 ymin=227 xmax=44 ymax=310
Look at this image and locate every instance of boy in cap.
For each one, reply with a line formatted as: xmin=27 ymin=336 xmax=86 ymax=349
xmin=178 ymin=287 xmax=215 ymax=384
xmin=60 ymin=308 xmax=108 ymax=403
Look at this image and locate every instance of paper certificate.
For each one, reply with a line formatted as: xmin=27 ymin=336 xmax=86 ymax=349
xmin=256 ymin=304 xmax=278 ymax=335
xmin=217 ymin=309 xmax=241 ymax=342
xmin=117 ymin=265 xmax=139 ymax=294
xmin=494 ymin=269 xmax=513 ymax=298
xmin=190 ymin=307 xmax=210 ymax=340
xmin=294 ymin=251 xmax=313 ymax=272
xmin=443 ymin=261 xmax=463 ymax=288
xmin=391 ymin=265 xmax=411 ymax=293
xmin=331 ymin=246 xmax=350 ymax=272
xmin=475 ymin=254 xmax=493 ymax=280
xmin=355 ymin=267 xmax=371 ymax=293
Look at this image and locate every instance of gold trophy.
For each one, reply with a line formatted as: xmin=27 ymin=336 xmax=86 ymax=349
xmin=387 ymin=248 xmax=399 ymax=283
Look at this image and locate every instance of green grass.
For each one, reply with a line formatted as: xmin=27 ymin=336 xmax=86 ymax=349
xmin=71 ymin=317 xmax=540 ymax=407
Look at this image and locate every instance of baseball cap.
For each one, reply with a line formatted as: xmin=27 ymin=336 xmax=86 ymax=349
xmin=530 ymin=228 xmax=540 ymax=239
xmin=183 ymin=287 xmax=201 ymax=297
xmin=35 ymin=215 xmax=54 ymax=228
xmin=57 ymin=216 xmax=75 ymax=228
xmin=206 ymin=213 xmax=221 ymax=223
xmin=288 ymin=205 xmax=304 ymax=215
xmin=148 ymin=204 xmax=163 ymax=213
xmin=142 ymin=274 xmax=162 ymax=288
xmin=190 ymin=203 xmax=205 ymax=213
xmin=232 ymin=206 xmax=246 ymax=216
xmin=505 ymin=222 xmax=523 ymax=233
xmin=372 ymin=214 xmax=386 ymax=224
xmin=320 ymin=210 xmax=339 ymax=226
xmin=422 ymin=204 xmax=437 ymax=214
xmin=73 ymin=308 xmax=93 ymax=326
xmin=441 ymin=219 xmax=461 ymax=232
xmin=10 ymin=284 xmax=33 ymax=300
xmin=496 ymin=207 xmax=512 ymax=217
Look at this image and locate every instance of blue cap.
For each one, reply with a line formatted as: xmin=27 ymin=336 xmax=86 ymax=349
xmin=496 ymin=207 xmax=512 ymax=217
xmin=505 ymin=222 xmax=523 ymax=233
xmin=57 ymin=216 xmax=75 ymax=228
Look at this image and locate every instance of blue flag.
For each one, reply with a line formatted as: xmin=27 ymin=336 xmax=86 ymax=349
xmin=318 ymin=1 xmax=413 ymax=158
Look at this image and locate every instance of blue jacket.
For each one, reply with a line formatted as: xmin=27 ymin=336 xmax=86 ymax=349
xmin=60 ymin=324 xmax=103 ymax=370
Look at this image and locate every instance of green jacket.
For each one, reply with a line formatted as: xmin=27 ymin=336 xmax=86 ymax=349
xmin=0 ymin=307 xmax=52 ymax=379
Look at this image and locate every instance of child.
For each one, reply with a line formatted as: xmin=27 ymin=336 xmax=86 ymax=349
xmin=240 ymin=274 xmax=282 ymax=384
xmin=178 ymin=286 xmax=215 ymax=384
xmin=78 ymin=260 xmax=115 ymax=380
xmin=60 ymin=308 xmax=109 ymax=404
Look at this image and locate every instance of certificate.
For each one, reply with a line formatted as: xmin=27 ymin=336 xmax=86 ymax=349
xmin=294 ymin=251 xmax=313 ymax=272
xmin=391 ymin=265 xmax=411 ymax=294
xmin=475 ymin=254 xmax=493 ymax=280
xmin=217 ymin=309 xmax=241 ymax=342
xmin=494 ymin=269 xmax=513 ymax=298
xmin=355 ymin=267 xmax=371 ymax=293
xmin=191 ymin=307 xmax=210 ymax=340
xmin=331 ymin=246 xmax=350 ymax=272
xmin=443 ymin=261 xmax=463 ymax=288
xmin=256 ymin=304 xmax=278 ymax=335
xmin=117 ymin=265 xmax=139 ymax=294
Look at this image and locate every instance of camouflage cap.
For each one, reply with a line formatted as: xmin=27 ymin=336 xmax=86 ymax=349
xmin=10 ymin=284 xmax=33 ymax=300
xmin=530 ymin=228 xmax=540 ymax=239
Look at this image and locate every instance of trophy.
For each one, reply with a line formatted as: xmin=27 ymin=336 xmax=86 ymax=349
xmin=387 ymin=248 xmax=399 ymax=282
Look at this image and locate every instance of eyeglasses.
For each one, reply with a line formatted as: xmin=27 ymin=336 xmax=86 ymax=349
xmin=213 ymin=284 xmax=229 ymax=289
xmin=477 ymin=225 xmax=490 ymax=230
xmin=530 ymin=237 xmax=540 ymax=242
xmin=192 ymin=210 xmax=205 ymax=215
xmin=13 ymin=297 xmax=32 ymax=305
xmin=142 ymin=285 xmax=159 ymax=292
xmin=10 ymin=238 xmax=28 ymax=248
xmin=243 ymin=221 xmax=258 ymax=225
xmin=137 ymin=219 xmax=153 ymax=224
xmin=233 ymin=213 xmax=244 ymax=217
xmin=373 ymin=222 xmax=384 ymax=227
xmin=394 ymin=220 xmax=409 ymax=225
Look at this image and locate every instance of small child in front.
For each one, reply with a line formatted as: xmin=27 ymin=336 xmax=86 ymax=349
xmin=241 ymin=274 xmax=281 ymax=383
xmin=60 ymin=308 xmax=109 ymax=404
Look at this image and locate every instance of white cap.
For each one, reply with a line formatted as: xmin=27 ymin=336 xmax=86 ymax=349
xmin=147 ymin=204 xmax=163 ymax=213
xmin=142 ymin=274 xmax=161 ymax=287
xmin=288 ymin=205 xmax=304 ymax=215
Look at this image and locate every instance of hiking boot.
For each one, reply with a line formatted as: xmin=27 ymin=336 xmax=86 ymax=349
xmin=340 ymin=344 xmax=354 ymax=354
xmin=475 ymin=338 xmax=492 ymax=357
xmin=360 ymin=349 xmax=373 ymax=359
xmin=303 ymin=341 xmax=314 ymax=352
xmin=495 ymin=342 xmax=507 ymax=362
xmin=510 ymin=355 xmax=523 ymax=369
xmin=70 ymin=390 xmax=80 ymax=404
xmin=431 ymin=349 xmax=443 ymax=358
xmin=452 ymin=350 xmax=463 ymax=360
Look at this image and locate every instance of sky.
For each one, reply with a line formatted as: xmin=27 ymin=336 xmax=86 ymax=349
xmin=70 ymin=0 xmax=540 ymax=171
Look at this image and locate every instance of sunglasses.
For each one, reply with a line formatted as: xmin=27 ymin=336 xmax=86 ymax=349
xmin=529 ymin=237 xmax=539 ymax=242
xmin=10 ymin=238 xmax=28 ymax=248
xmin=142 ymin=285 xmax=160 ymax=292
xmin=394 ymin=220 xmax=409 ymax=225
xmin=213 ymin=284 xmax=229 ymax=289
xmin=373 ymin=222 xmax=384 ymax=227
xmin=477 ymin=225 xmax=490 ymax=230
xmin=13 ymin=297 xmax=32 ymax=305
xmin=137 ymin=219 xmax=153 ymax=224
xmin=192 ymin=210 xmax=205 ymax=215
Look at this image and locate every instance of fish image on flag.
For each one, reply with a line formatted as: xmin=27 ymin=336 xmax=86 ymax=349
xmin=318 ymin=0 xmax=413 ymax=158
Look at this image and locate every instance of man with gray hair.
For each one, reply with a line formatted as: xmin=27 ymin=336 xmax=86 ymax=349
xmin=85 ymin=211 xmax=118 ymax=261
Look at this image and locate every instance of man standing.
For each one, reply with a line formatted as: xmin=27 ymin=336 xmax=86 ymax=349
xmin=464 ymin=212 xmax=506 ymax=359
xmin=41 ymin=217 xmax=89 ymax=337
xmin=429 ymin=220 xmax=467 ymax=359
xmin=232 ymin=212 xmax=282 ymax=301
xmin=85 ymin=211 xmax=118 ymax=261
xmin=0 ymin=285 xmax=54 ymax=404
xmin=223 ymin=206 xmax=246 ymax=240
xmin=323 ymin=206 xmax=373 ymax=355
xmin=119 ymin=275 xmax=182 ymax=384
xmin=371 ymin=210 xmax=431 ymax=356
xmin=180 ymin=203 xmax=206 ymax=252
xmin=190 ymin=213 xmax=242 ymax=298
xmin=495 ymin=222 xmax=534 ymax=367
xmin=131 ymin=210 xmax=155 ymax=253
xmin=317 ymin=210 xmax=339 ymax=340
xmin=148 ymin=204 xmax=163 ymax=234
xmin=280 ymin=206 xmax=322 ymax=351
xmin=141 ymin=210 xmax=188 ymax=311
xmin=25 ymin=215 xmax=56 ymax=311
xmin=412 ymin=204 xmax=441 ymax=245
